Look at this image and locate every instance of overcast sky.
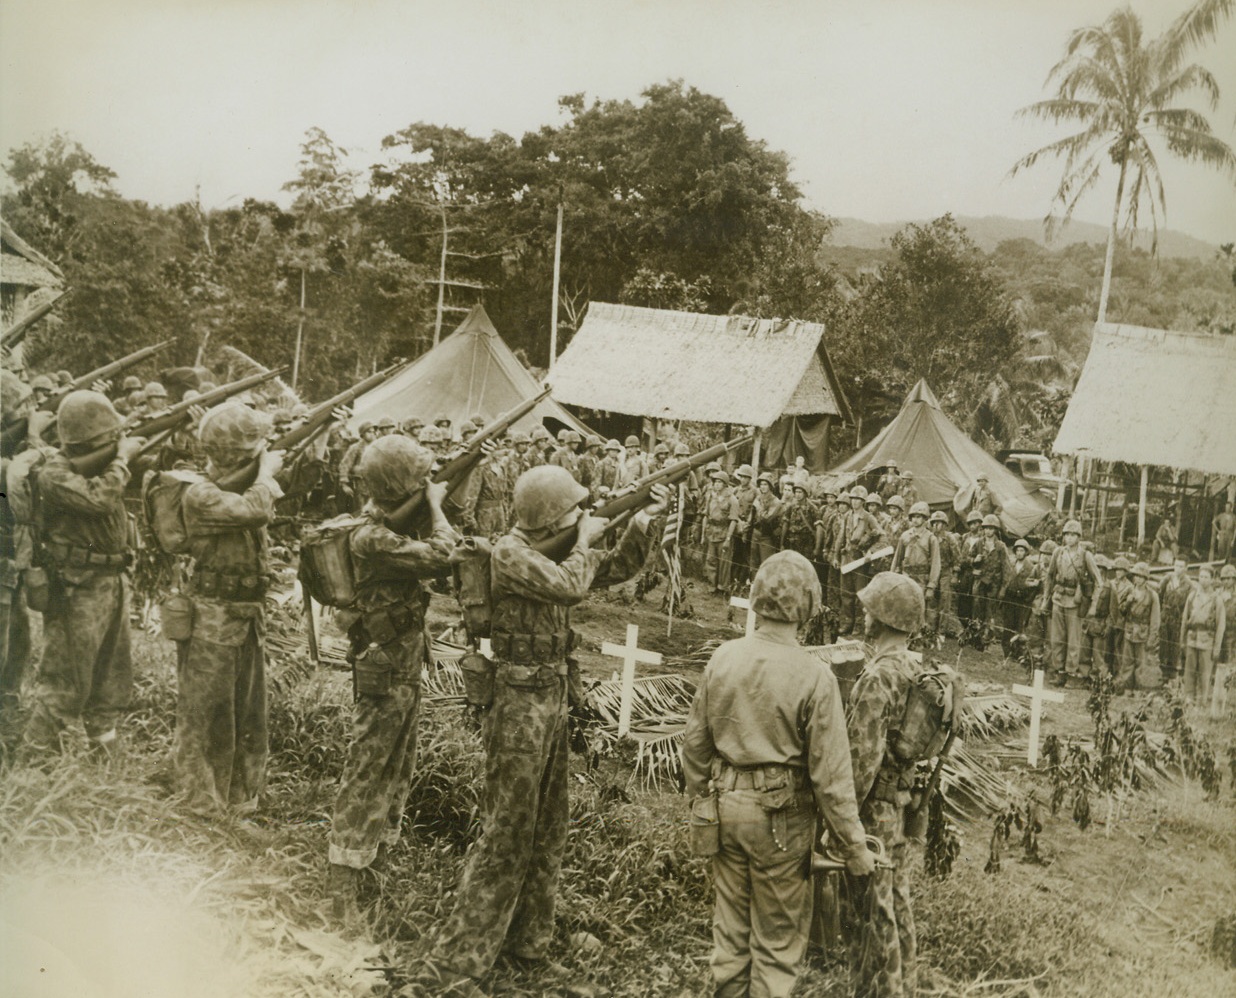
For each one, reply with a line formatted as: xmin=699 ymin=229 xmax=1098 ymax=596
xmin=3 ymin=0 xmax=1234 ymax=245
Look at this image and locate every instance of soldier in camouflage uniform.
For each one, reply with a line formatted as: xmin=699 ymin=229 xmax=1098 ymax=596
xmin=683 ymin=551 xmax=874 ymax=998
xmin=466 ymin=447 xmax=509 ymax=539
xmin=0 ymin=372 xmax=37 ymax=730
xmin=23 ymin=391 xmax=142 ymax=756
xmin=174 ymin=403 xmax=283 ymax=813
xmin=329 ymin=436 xmax=459 ymax=917
xmin=425 ymin=466 xmax=666 ymax=997
xmin=845 ymin=572 xmax=927 ymax=998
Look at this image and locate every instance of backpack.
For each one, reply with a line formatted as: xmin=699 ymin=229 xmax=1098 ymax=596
xmin=890 ymin=663 xmax=965 ymax=763
xmin=298 ymin=513 xmax=367 ymax=608
xmin=142 ymin=469 xmax=204 ymax=555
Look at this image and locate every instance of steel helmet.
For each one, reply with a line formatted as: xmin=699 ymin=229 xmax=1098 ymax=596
xmin=513 ymin=465 xmax=588 ymax=531
xmin=850 ymin=484 xmax=868 ymax=500
xmin=198 ymin=402 xmax=271 ymax=457
xmin=673 ymin=442 xmax=690 ymax=457
xmin=30 ymin=374 xmax=54 ymax=393
xmin=358 ymin=421 xmax=374 ymax=434
xmin=624 ymin=435 xmax=641 ymax=448
xmin=865 ymin=493 xmax=884 ymax=507
xmin=531 ymin=425 xmax=552 ymax=441
xmin=566 ymin=430 xmax=582 ymax=445
xmin=751 ymin=550 xmax=821 ymax=625
xmin=272 ymin=408 xmax=293 ymax=428
xmin=887 ymin=495 xmax=905 ymax=510
xmin=376 ymin=416 xmax=397 ymax=430
xmin=858 ymin=571 xmax=925 ymax=634
xmin=976 ymin=473 xmax=988 ymax=483
xmin=909 ymin=501 xmax=930 ymax=519
xmin=121 ymin=375 xmax=142 ymax=392
xmin=982 ymin=514 xmax=1001 ymax=529
xmin=1013 ymin=539 xmax=1030 ymax=552
xmin=557 ymin=428 xmax=570 ymax=444
xmin=1114 ymin=556 xmax=1131 ymax=571
xmin=929 ymin=510 xmax=948 ymax=525
xmin=360 ymin=435 xmax=434 ymax=503
xmin=652 ymin=442 xmax=669 ymax=457
xmin=469 ymin=413 xmax=486 ymax=428
xmin=143 ymin=381 xmax=168 ymax=399
xmin=966 ymin=510 xmax=983 ymax=524
xmin=1040 ymin=539 xmax=1058 ymax=556
xmin=837 ymin=490 xmax=851 ymax=502
xmin=588 ymin=435 xmax=604 ymax=449
xmin=792 ymin=481 xmax=808 ymax=493
xmin=417 ymin=425 xmax=442 ymax=444
xmin=735 ymin=464 xmax=754 ymax=479
xmin=705 ymin=460 xmax=722 ymax=473
xmin=1220 ymin=564 xmax=1236 ymax=580
xmin=710 ymin=468 xmax=729 ymax=481
xmin=887 ymin=460 xmax=898 ymax=469
xmin=54 ymin=369 xmax=71 ymax=386
xmin=1063 ymin=519 xmax=1082 ymax=536
xmin=434 ymin=413 xmax=451 ymax=428
xmin=57 ymin=390 xmax=122 ymax=446
xmin=757 ymin=472 xmax=776 ymax=486
xmin=1130 ymin=561 xmax=1150 ymax=579
xmin=902 ymin=470 xmax=914 ymax=480
xmin=510 ymin=431 xmax=531 ymax=445
xmin=604 ymin=438 xmax=622 ymax=452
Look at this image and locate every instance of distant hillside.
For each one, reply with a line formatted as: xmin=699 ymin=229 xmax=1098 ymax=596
xmin=829 ymin=215 xmax=1218 ymax=260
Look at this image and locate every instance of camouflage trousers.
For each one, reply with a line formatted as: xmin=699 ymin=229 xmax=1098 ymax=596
xmin=433 ymin=670 xmax=570 ymax=980
xmin=0 ymin=563 xmax=32 ymax=708
xmin=330 ymin=670 xmax=422 ymax=869
xmin=174 ymin=598 xmax=267 ymax=813
xmin=845 ymin=800 xmax=916 ymax=998
xmin=711 ymin=789 xmax=816 ymax=998
xmin=25 ymin=569 xmax=132 ymax=748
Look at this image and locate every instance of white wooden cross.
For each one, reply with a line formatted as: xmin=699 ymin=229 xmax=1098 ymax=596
xmin=1011 ymin=669 xmax=1065 ymax=767
xmin=730 ymin=595 xmax=756 ymax=637
xmin=602 ymin=623 xmax=663 ymax=737
xmin=478 ymin=637 xmax=492 ymax=658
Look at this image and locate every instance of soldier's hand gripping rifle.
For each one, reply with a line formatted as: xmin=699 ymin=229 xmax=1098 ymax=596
xmin=0 ymin=338 xmax=173 ymax=455
xmin=65 ymin=367 xmax=289 ymax=480
xmin=0 ymin=288 xmax=71 ymax=351
xmin=532 ymin=435 xmax=754 ymax=561
xmin=383 ymin=387 xmax=552 ymax=536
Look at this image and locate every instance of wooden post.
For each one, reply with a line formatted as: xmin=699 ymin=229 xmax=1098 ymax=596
xmin=291 ymin=267 xmax=306 ymax=391
xmin=1137 ymin=465 xmax=1149 ymax=547
xmin=549 ymin=198 xmax=563 ymax=371
xmin=434 ymin=202 xmax=448 ymax=345
xmin=751 ymin=428 xmax=762 ymax=476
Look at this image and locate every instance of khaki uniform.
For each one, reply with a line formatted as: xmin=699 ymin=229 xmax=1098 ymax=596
xmin=781 ymin=496 xmax=818 ymax=560
xmin=845 ymin=644 xmax=919 ymax=998
xmin=24 ymin=452 xmax=133 ymax=750
xmin=1043 ymin=545 xmax=1099 ymax=682
xmin=930 ymin=530 xmax=961 ymax=637
xmin=330 ymin=514 xmax=458 ymax=868
xmin=1180 ymin=587 xmax=1225 ymax=703
xmin=682 ymin=631 xmax=867 ymax=998
xmin=702 ymin=487 xmax=740 ymax=590
xmin=1000 ymin=555 xmax=1040 ymax=658
xmin=891 ymin=527 xmax=939 ymax=596
xmin=620 ymin=450 xmax=650 ymax=487
xmin=750 ymin=494 xmax=783 ymax=573
xmin=972 ymin=537 xmax=1008 ymax=635
xmin=432 ymin=518 xmax=653 ymax=981
xmin=731 ymin=484 xmax=758 ymax=586
xmin=836 ymin=509 xmax=883 ymax=636
xmin=175 ymin=473 xmax=281 ymax=812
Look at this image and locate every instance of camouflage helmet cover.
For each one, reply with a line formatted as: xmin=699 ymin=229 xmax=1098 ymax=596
xmin=513 ymin=465 xmax=589 ymax=531
xmin=510 ymin=431 xmax=531 ymax=445
xmin=865 ymin=493 xmax=883 ymax=507
xmin=360 ymin=435 xmax=434 ymax=503
xmin=198 ymin=402 xmax=271 ymax=461
xmin=57 ymin=390 xmax=123 ymax=446
xmin=858 ymin=571 xmax=925 ymax=633
xmin=909 ymin=501 xmax=930 ymax=518
xmin=653 ymin=442 xmax=669 ymax=456
xmin=417 ymin=425 xmax=442 ymax=444
xmin=557 ymin=428 xmax=570 ymax=444
xmin=757 ymin=472 xmax=776 ymax=486
xmin=566 ymin=430 xmax=582 ymax=445
xmin=750 ymin=550 xmax=822 ymax=625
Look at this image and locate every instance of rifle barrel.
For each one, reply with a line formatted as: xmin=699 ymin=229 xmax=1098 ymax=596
xmin=130 ymin=366 xmax=288 ymax=439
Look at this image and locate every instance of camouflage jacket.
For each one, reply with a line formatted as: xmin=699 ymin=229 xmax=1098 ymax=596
xmin=847 ymin=642 xmax=917 ymax=809
xmin=183 ymin=473 xmax=282 ymax=577
xmin=37 ymin=452 xmax=131 ymax=557
xmin=348 ymin=511 xmax=458 ymax=614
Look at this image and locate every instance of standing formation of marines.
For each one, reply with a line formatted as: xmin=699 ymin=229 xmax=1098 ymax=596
xmin=4 ymin=342 xmax=1234 ymax=998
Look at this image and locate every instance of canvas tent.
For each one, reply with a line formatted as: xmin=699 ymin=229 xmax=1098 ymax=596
xmin=827 ymin=379 xmax=1051 ymax=537
xmin=548 ymin=302 xmax=851 ymax=472
xmin=351 ymin=305 xmax=590 ymax=436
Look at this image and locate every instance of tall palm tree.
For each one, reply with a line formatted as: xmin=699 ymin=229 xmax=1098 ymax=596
xmin=1011 ymin=0 xmax=1236 ymax=322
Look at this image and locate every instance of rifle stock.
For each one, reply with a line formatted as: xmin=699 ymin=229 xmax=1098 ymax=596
xmin=532 ymin=435 xmax=753 ymax=562
xmin=1 ymin=289 xmax=71 ymax=350
xmin=67 ymin=442 xmax=120 ymax=479
xmin=384 ymin=386 xmax=553 ymax=535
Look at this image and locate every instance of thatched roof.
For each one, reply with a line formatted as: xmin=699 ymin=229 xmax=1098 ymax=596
xmin=549 ymin=302 xmax=851 ymax=428
xmin=1054 ymin=322 xmax=1236 ymax=477
xmin=1 ymin=219 xmax=64 ymax=288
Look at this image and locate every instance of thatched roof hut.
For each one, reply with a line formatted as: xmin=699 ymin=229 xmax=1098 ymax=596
xmin=549 ymin=302 xmax=851 ymax=470
xmin=1054 ymin=323 xmax=1236 ymax=478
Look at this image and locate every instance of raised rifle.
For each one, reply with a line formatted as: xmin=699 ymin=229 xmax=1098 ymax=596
xmin=1 ymin=338 xmax=173 ymax=455
xmin=532 ymin=435 xmax=754 ymax=561
xmin=272 ymin=358 xmax=409 ymax=460
xmin=62 ymin=367 xmax=288 ymax=480
xmin=0 ymin=289 xmax=71 ymax=351
xmin=384 ymin=386 xmax=553 ymax=536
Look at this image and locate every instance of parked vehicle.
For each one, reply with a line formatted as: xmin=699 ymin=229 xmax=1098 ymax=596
xmin=996 ymin=449 xmax=1073 ymax=503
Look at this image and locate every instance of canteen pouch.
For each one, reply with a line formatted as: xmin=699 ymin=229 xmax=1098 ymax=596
xmin=24 ymin=566 xmax=50 ymax=613
xmin=460 ymin=652 xmax=496 ymax=710
xmin=160 ymin=591 xmax=194 ymax=642
xmin=689 ymin=794 xmax=721 ymax=857
xmin=353 ymin=643 xmax=394 ymax=698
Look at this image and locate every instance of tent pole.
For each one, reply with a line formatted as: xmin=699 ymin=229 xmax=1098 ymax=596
xmin=434 ymin=203 xmax=448 ymax=346
xmin=549 ymin=198 xmax=563 ymax=371
xmin=751 ymin=428 xmax=762 ymax=476
xmin=1098 ymin=461 xmax=1109 ymax=539
xmin=1137 ymin=466 xmax=1148 ymax=548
